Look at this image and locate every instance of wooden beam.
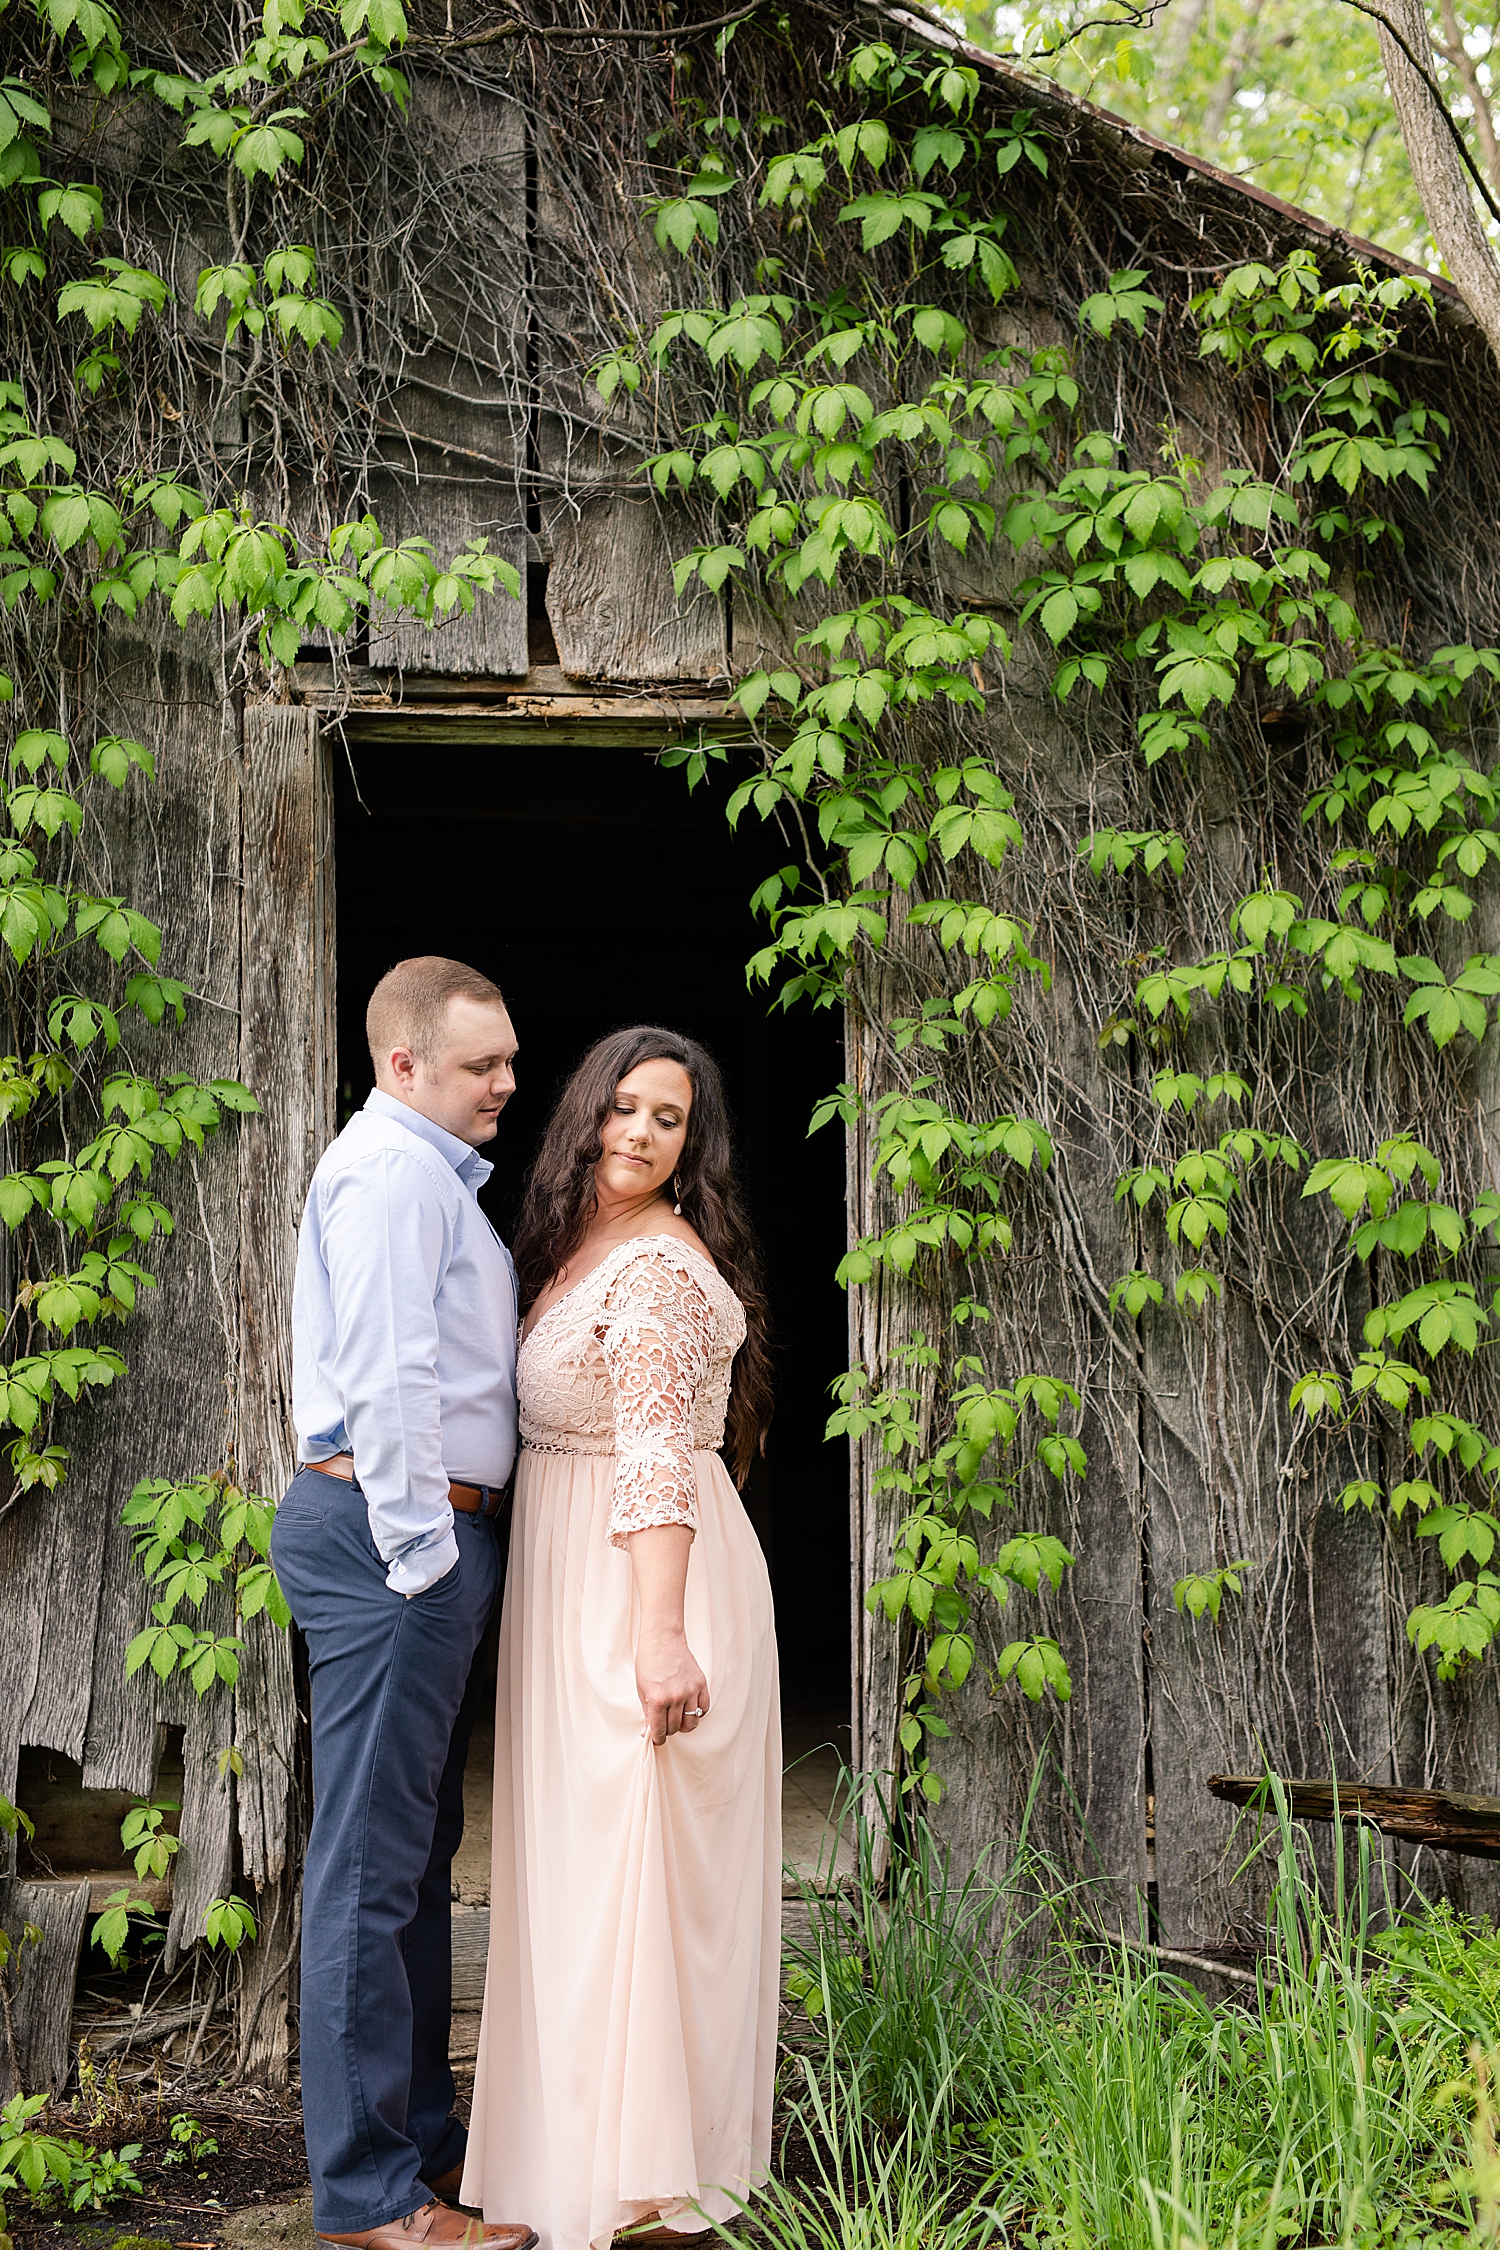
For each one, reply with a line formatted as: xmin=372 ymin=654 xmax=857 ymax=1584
xmin=294 ymin=666 xmax=735 ymax=737
xmin=293 ymin=663 xmax=724 ymax=703
xmin=332 ymin=713 xmax=739 ymax=748
xmin=1208 ymin=1773 xmax=1500 ymax=1859
xmin=292 ymin=661 xmax=744 ymax=748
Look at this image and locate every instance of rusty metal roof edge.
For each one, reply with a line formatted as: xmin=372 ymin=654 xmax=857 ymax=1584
xmin=874 ymin=2 xmax=1465 ymax=307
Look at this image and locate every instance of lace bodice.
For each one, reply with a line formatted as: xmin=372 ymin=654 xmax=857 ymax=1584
xmin=517 ymin=1236 xmax=747 ymax=1545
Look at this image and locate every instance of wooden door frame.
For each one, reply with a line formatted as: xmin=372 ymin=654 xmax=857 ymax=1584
xmin=235 ymin=701 xmax=337 ymax=2079
xmin=289 ymin=684 xmax=867 ymax=1756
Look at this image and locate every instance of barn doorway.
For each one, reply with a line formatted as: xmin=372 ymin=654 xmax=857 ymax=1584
xmin=331 ymin=727 xmax=852 ymax=1905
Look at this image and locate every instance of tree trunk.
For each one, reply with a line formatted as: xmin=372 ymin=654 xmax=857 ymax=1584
xmin=1367 ymin=0 xmax=1500 ymax=360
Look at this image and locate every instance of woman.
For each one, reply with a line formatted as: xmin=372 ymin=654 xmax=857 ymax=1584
xmin=463 ymin=1027 xmax=780 ymax=2250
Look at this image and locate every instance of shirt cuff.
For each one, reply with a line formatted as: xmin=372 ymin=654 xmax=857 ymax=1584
xmin=385 ymin=1524 xmax=460 ymax=1598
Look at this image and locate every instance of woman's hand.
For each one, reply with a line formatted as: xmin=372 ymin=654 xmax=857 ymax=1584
xmin=627 ymin=1524 xmax=707 ymax=1743
xmin=636 ymin=1621 xmax=709 ymax=1744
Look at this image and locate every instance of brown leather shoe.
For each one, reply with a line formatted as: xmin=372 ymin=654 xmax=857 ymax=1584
xmin=318 ymin=2200 xmax=537 ymax=2250
xmin=421 ymin=2166 xmax=469 ymax=2208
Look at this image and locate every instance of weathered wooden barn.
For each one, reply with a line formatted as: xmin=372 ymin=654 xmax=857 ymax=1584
xmin=4 ymin=0 xmax=1500 ymax=2092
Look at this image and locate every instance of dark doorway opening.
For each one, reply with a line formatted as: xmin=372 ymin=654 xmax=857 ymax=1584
xmin=332 ymin=733 xmax=850 ymax=1725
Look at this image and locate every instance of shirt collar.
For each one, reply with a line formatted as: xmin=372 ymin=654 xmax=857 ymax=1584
xmin=364 ymin=1087 xmax=495 ymax=1195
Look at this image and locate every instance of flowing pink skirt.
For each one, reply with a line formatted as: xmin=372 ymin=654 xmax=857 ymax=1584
xmin=462 ymin=1447 xmax=781 ymax=2250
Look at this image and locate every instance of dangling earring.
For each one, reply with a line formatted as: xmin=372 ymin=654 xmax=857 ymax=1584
xmin=672 ymin=1173 xmax=683 ymax=1216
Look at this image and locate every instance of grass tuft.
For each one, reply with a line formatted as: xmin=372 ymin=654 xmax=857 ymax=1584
xmin=720 ymin=1772 xmax=1500 ymax=2250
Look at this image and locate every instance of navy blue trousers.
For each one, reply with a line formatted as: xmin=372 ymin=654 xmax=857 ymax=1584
xmin=272 ymin=1466 xmax=501 ymax=2233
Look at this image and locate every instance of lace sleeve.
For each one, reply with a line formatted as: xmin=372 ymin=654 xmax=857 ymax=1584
xmin=599 ymin=1248 xmax=716 ymax=1547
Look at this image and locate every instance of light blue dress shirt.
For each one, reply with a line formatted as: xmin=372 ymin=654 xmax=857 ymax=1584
xmin=291 ymin=1088 xmax=518 ymax=1597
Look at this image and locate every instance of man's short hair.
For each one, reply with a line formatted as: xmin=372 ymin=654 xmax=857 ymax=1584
xmin=366 ymin=956 xmax=508 ymax=1067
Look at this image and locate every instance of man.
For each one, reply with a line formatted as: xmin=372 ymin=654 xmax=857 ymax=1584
xmin=271 ymin=956 xmax=533 ymax=2250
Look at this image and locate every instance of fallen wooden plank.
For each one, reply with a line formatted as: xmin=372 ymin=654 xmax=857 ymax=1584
xmin=1207 ymin=1773 xmax=1500 ymax=1859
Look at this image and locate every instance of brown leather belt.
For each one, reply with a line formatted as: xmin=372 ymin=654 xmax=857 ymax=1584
xmin=305 ymin=1452 xmax=505 ymax=1516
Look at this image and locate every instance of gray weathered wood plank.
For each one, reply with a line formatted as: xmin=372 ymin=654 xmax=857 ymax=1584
xmin=238 ymin=703 xmax=334 ymax=1509
xmin=0 ymin=1506 xmax=59 ymax=1805
xmin=0 ymin=1877 xmax=89 ymax=2097
xmin=367 ymin=74 xmax=528 ymax=679
xmin=72 ymin=626 xmax=242 ymax=1824
xmin=165 ymin=1695 xmax=236 ymax=1965
xmin=542 ymin=485 xmax=727 ymax=686
xmin=529 ymin=116 xmax=726 ymax=688
xmin=232 ymin=701 xmax=335 ymax=2070
xmin=451 ymin=1903 xmax=489 ymax=2008
xmin=867 ymin=650 xmax=1151 ymax=1924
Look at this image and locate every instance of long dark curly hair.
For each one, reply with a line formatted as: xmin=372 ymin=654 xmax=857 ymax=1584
xmin=512 ymin=1025 xmax=773 ymax=1483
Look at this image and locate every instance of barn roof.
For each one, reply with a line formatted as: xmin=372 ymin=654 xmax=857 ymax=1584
xmin=869 ymin=0 xmax=1464 ymax=307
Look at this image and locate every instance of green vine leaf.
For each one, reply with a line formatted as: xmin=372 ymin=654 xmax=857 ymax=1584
xmin=203 ymin=1894 xmax=258 ymax=1952
xmin=995 ymin=1533 xmax=1074 ymax=1591
xmin=1109 ymin=1270 xmax=1163 ymax=1320
xmin=1416 ymin=1506 xmax=1498 ymax=1570
xmin=37 ymin=182 xmax=102 ymax=240
xmin=1174 ymin=1269 xmax=1223 ymax=1311
xmin=997 ymin=1636 xmax=1072 ymax=1703
xmin=57 ymin=258 xmax=168 ymax=336
xmin=1408 ymin=1574 xmax=1500 ymax=1678
xmin=1173 ymin=1558 xmax=1254 ymax=1623
xmin=90 ymin=1887 xmax=159 ymax=1965
xmin=1079 ymin=268 xmax=1165 ymax=340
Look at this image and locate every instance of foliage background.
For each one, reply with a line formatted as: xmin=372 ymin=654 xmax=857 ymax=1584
xmin=949 ymin=0 xmax=1500 ymax=268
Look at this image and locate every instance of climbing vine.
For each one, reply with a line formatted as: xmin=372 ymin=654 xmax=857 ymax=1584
xmin=636 ymin=35 xmax=1500 ymax=1797
xmin=0 ymin=0 xmax=516 ymax=1724
xmin=2 ymin=0 xmax=1495 ymax=1871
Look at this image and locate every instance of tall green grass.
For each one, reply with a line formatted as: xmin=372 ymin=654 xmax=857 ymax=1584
xmin=725 ymin=1778 xmax=1500 ymax=2250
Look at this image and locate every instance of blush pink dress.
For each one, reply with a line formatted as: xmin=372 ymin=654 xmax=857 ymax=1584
xmin=462 ymin=1236 xmax=781 ymax=2250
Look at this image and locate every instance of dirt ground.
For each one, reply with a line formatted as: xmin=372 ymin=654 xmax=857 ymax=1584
xmin=9 ymin=2089 xmax=313 ymax=2250
xmin=10 ymin=1972 xmax=824 ymax=2250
